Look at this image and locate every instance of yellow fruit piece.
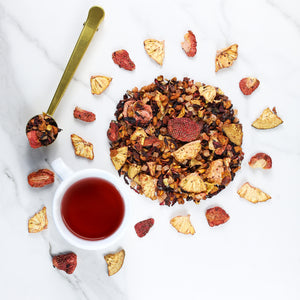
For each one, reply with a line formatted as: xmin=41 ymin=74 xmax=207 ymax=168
xmin=198 ymin=85 xmax=217 ymax=103
xmin=90 ymin=75 xmax=112 ymax=95
xmin=104 ymin=249 xmax=125 ymax=276
xmin=172 ymin=140 xmax=201 ymax=163
xmin=237 ymin=182 xmax=271 ymax=203
xmin=139 ymin=174 xmax=157 ymax=200
xmin=110 ymin=146 xmax=128 ymax=171
xmin=223 ymin=123 xmax=243 ymax=146
xmin=170 ymin=215 xmax=195 ymax=235
xmin=179 ymin=172 xmax=206 ymax=193
xmin=28 ymin=207 xmax=48 ymax=233
xmin=215 ymin=44 xmax=238 ymax=72
xmin=252 ymin=107 xmax=283 ymax=129
xmin=144 ymin=39 xmax=165 ymax=65
xmin=71 ymin=134 xmax=94 ymax=160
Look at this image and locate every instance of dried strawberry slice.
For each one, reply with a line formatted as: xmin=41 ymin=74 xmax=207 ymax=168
xmin=205 ymin=206 xmax=230 ymax=227
xmin=53 ymin=252 xmax=77 ymax=274
xmin=134 ymin=218 xmax=154 ymax=237
xmin=181 ymin=30 xmax=197 ymax=57
xmin=112 ymin=50 xmax=135 ymax=71
xmin=107 ymin=121 xmax=119 ymax=142
xmin=239 ymin=77 xmax=260 ymax=95
xmin=168 ymin=117 xmax=203 ymax=142
xmin=26 ymin=130 xmax=42 ymax=149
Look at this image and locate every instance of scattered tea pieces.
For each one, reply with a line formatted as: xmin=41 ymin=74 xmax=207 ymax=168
xmin=249 ymin=153 xmax=272 ymax=169
xmin=104 ymin=249 xmax=125 ymax=276
xmin=112 ymin=49 xmax=135 ymax=71
xmin=181 ymin=30 xmax=197 ymax=57
xmin=26 ymin=113 xmax=61 ymax=148
xmin=71 ymin=134 xmax=94 ymax=160
xmin=28 ymin=207 xmax=48 ymax=233
xmin=27 ymin=169 xmax=55 ymax=188
xmin=237 ymin=182 xmax=271 ymax=203
xmin=252 ymin=107 xmax=283 ymax=129
xmin=170 ymin=215 xmax=195 ymax=235
xmin=53 ymin=252 xmax=77 ymax=274
xmin=90 ymin=75 xmax=112 ymax=95
xmin=167 ymin=117 xmax=203 ymax=142
xmin=110 ymin=146 xmax=128 ymax=171
xmin=73 ymin=106 xmax=96 ymax=122
xmin=222 ymin=123 xmax=243 ymax=146
xmin=134 ymin=218 xmax=154 ymax=237
xmin=215 ymin=44 xmax=238 ymax=72
xmin=239 ymin=77 xmax=260 ymax=95
xmin=206 ymin=206 xmax=230 ymax=227
xmin=144 ymin=39 xmax=165 ymax=65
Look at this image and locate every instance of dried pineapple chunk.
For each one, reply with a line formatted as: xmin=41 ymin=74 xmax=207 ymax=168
xmin=71 ymin=134 xmax=94 ymax=160
xmin=128 ymin=164 xmax=141 ymax=179
xmin=172 ymin=140 xmax=201 ymax=163
xmin=104 ymin=249 xmax=125 ymax=276
xmin=252 ymin=107 xmax=283 ymax=129
xmin=144 ymin=39 xmax=165 ymax=65
xmin=90 ymin=75 xmax=112 ymax=95
xmin=28 ymin=207 xmax=48 ymax=233
xmin=130 ymin=127 xmax=148 ymax=143
xmin=110 ymin=146 xmax=128 ymax=171
xmin=223 ymin=123 xmax=243 ymax=146
xmin=170 ymin=215 xmax=195 ymax=235
xmin=179 ymin=172 xmax=206 ymax=193
xmin=198 ymin=85 xmax=217 ymax=103
xmin=205 ymin=159 xmax=224 ymax=185
xmin=215 ymin=44 xmax=238 ymax=72
xmin=237 ymin=182 xmax=271 ymax=203
xmin=139 ymin=174 xmax=157 ymax=200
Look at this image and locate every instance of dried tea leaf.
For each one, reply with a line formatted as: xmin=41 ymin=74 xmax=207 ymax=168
xmin=215 ymin=44 xmax=238 ymax=72
xmin=248 ymin=153 xmax=272 ymax=169
xmin=90 ymin=76 xmax=112 ymax=95
xmin=110 ymin=146 xmax=128 ymax=171
xmin=237 ymin=182 xmax=271 ymax=203
xmin=104 ymin=249 xmax=125 ymax=276
xmin=71 ymin=134 xmax=94 ymax=160
xmin=198 ymin=85 xmax=217 ymax=103
xmin=223 ymin=123 xmax=243 ymax=146
xmin=139 ymin=174 xmax=157 ymax=200
xmin=252 ymin=107 xmax=283 ymax=129
xmin=170 ymin=215 xmax=195 ymax=235
xmin=144 ymin=39 xmax=165 ymax=65
xmin=28 ymin=207 xmax=48 ymax=233
xmin=179 ymin=172 xmax=206 ymax=193
xmin=172 ymin=140 xmax=201 ymax=163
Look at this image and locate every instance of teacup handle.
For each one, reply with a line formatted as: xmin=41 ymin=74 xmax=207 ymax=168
xmin=51 ymin=158 xmax=74 ymax=181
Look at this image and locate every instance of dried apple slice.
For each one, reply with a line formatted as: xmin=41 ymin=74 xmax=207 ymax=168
xmin=223 ymin=123 xmax=243 ymax=146
xmin=104 ymin=249 xmax=125 ymax=276
xmin=28 ymin=207 xmax=48 ymax=233
xmin=71 ymin=134 xmax=94 ymax=160
xmin=237 ymin=182 xmax=271 ymax=203
xmin=172 ymin=140 xmax=201 ymax=163
xmin=144 ymin=39 xmax=165 ymax=65
xmin=179 ymin=172 xmax=206 ymax=193
xmin=170 ymin=215 xmax=195 ymax=235
xmin=252 ymin=107 xmax=283 ymax=129
xmin=215 ymin=44 xmax=238 ymax=72
xmin=110 ymin=146 xmax=128 ymax=171
xmin=90 ymin=75 xmax=112 ymax=95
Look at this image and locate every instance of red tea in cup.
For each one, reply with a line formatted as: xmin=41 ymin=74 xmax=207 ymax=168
xmin=61 ymin=177 xmax=125 ymax=240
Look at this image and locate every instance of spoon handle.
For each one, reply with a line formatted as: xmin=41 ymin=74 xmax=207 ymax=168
xmin=47 ymin=6 xmax=105 ymax=116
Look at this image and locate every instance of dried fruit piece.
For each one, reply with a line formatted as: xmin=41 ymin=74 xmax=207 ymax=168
xmin=170 ymin=215 xmax=195 ymax=235
xmin=179 ymin=172 xmax=206 ymax=193
xmin=123 ymin=100 xmax=153 ymax=125
xmin=172 ymin=140 xmax=201 ymax=163
xmin=144 ymin=39 xmax=165 ymax=65
xmin=53 ymin=252 xmax=77 ymax=274
xmin=73 ymin=106 xmax=96 ymax=122
xmin=198 ymin=85 xmax=217 ymax=103
xmin=134 ymin=218 xmax=154 ymax=237
xmin=90 ymin=75 xmax=112 ymax=95
xmin=205 ymin=159 xmax=224 ymax=185
xmin=28 ymin=169 xmax=55 ymax=188
xmin=168 ymin=117 xmax=203 ymax=142
xmin=104 ymin=249 xmax=125 ymax=276
xmin=110 ymin=146 xmax=128 ymax=171
xmin=107 ymin=121 xmax=119 ymax=142
xmin=223 ymin=123 xmax=243 ymax=146
xmin=112 ymin=49 xmax=135 ymax=71
xmin=128 ymin=164 xmax=142 ymax=179
xmin=248 ymin=153 xmax=272 ymax=169
xmin=206 ymin=206 xmax=230 ymax=227
xmin=26 ymin=130 xmax=42 ymax=149
xmin=239 ymin=77 xmax=260 ymax=95
xmin=71 ymin=134 xmax=94 ymax=160
xmin=252 ymin=107 xmax=283 ymax=129
xmin=215 ymin=44 xmax=238 ymax=72
xmin=237 ymin=182 xmax=271 ymax=203
xmin=139 ymin=174 xmax=157 ymax=200
xmin=28 ymin=207 xmax=48 ymax=233
xmin=181 ymin=30 xmax=197 ymax=57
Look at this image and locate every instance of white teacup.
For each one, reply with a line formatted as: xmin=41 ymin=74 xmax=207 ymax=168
xmin=51 ymin=158 xmax=130 ymax=250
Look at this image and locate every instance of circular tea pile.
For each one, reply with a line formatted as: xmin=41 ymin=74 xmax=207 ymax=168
xmin=108 ymin=76 xmax=244 ymax=206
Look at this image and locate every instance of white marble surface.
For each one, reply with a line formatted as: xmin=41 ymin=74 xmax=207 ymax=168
xmin=0 ymin=0 xmax=300 ymax=299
